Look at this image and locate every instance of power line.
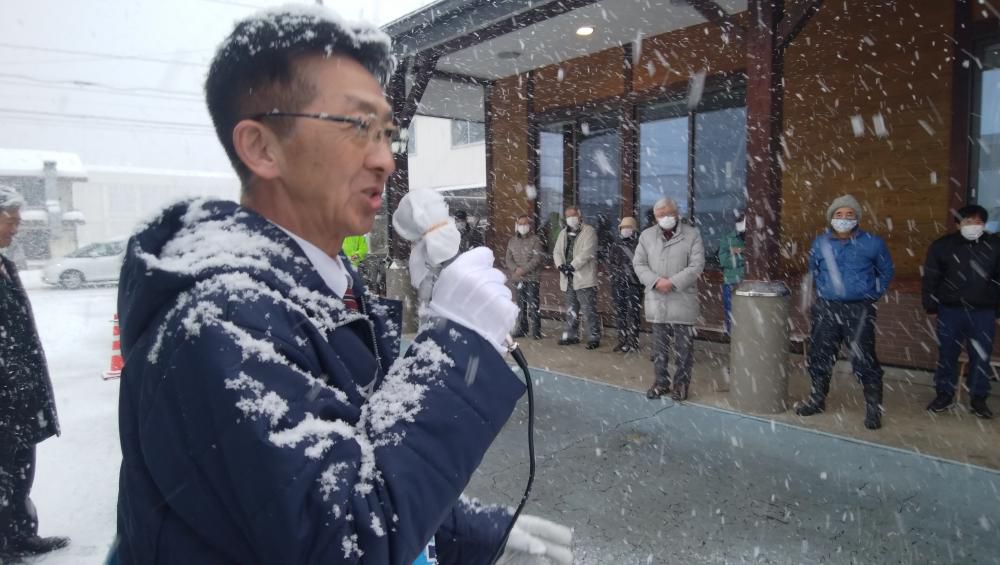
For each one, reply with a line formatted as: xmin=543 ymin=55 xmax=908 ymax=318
xmin=202 ymin=0 xmax=264 ymax=7
xmin=0 ymin=108 xmax=213 ymax=130
xmin=0 ymin=72 xmax=203 ymax=100
xmin=0 ymin=42 xmax=209 ymax=68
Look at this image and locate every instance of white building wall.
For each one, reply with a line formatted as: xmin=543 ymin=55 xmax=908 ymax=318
xmin=73 ymin=167 xmax=240 ymax=245
xmin=407 ymin=116 xmax=485 ymax=191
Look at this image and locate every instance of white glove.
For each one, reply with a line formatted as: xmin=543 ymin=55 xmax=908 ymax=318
xmin=428 ymin=247 xmax=518 ymax=353
xmin=497 ymin=514 xmax=574 ymax=565
xmin=392 ymin=189 xmax=461 ymax=290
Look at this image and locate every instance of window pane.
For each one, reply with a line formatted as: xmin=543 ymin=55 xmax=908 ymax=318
xmin=450 ymin=120 xmax=484 ymax=146
xmin=450 ymin=120 xmax=466 ymax=146
xmin=578 ymin=118 xmax=620 ymax=252
xmin=976 ymin=44 xmax=1000 ymax=220
xmin=693 ymin=107 xmax=747 ymax=264
xmin=538 ymin=129 xmax=565 ymax=231
xmin=639 ymin=115 xmax=689 ymax=228
xmin=468 ymin=121 xmax=485 ymax=143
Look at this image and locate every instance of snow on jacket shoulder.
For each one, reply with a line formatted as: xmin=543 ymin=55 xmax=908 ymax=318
xmin=809 ymin=228 xmax=894 ymax=302
xmin=115 ymin=199 xmax=525 ymax=565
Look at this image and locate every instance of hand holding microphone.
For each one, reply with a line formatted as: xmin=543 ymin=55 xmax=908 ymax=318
xmin=428 ymin=247 xmax=519 ymax=353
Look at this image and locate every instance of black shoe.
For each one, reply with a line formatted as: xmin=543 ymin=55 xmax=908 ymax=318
xmin=971 ymin=395 xmax=993 ymax=419
xmin=646 ymin=384 xmax=670 ymax=399
xmin=557 ymin=337 xmax=579 ymax=346
xmin=671 ymin=383 xmax=689 ymax=402
xmin=864 ymin=401 xmax=882 ymax=430
xmin=612 ymin=343 xmax=625 ymax=352
xmin=586 ymin=341 xmax=600 ymax=350
xmin=794 ymin=400 xmax=825 ymax=416
xmin=532 ymin=332 xmax=543 ymax=340
xmin=511 ymin=330 xmax=527 ymax=338
xmin=926 ymin=392 xmax=954 ymax=413
xmin=5 ymin=536 xmax=70 ymax=557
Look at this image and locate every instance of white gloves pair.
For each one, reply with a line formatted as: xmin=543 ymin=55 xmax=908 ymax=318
xmin=428 ymin=247 xmax=519 ymax=353
xmin=498 ymin=514 xmax=574 ymax=565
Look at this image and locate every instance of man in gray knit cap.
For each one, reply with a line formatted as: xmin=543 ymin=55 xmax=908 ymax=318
xmin=796 ymin=194 xmax=894 ymax=429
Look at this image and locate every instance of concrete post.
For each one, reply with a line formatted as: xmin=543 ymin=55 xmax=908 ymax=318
xmin=729 ymin=280 xmax=790 ymax=414
xmin=385 ymin=260 xmax=418 ymax=334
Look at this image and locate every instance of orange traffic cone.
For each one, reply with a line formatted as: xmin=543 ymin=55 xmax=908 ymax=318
xmin=103 ymin=314 xmax=123 ymax=380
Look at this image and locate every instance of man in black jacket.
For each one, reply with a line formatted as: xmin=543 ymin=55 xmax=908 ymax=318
xmin=0 ymin=185 xmax=69 ymax=559
xmin=922 ymin=204 xmax=1000 ymax=418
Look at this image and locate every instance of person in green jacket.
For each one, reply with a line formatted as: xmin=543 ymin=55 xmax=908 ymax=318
xmin=342 ymin=234 xmax=368 ymax=268
xmin=717 ymin=213 xmax=746 ymax=335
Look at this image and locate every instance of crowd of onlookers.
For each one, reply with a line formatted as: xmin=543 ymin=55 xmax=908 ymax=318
xmin=502 ymin=194 xmax=997 ymax=429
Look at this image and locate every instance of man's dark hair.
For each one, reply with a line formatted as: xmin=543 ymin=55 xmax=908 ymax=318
xmin=956 ymin=204 xmax=988 ymax=223
xmin=205 ymin=8 xmax=394 ymax=185
xmin=454 ymin=210 xmax=468 ymax=221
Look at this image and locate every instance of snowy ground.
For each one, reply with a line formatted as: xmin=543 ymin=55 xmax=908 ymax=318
xmin=17 ymin=270 xmax=1000 ymax=565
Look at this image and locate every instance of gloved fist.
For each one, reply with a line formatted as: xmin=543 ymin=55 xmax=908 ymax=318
xmin=428 ymin=248 xmax=519 ymax=353
xmin=558 ymin=264 xmax=575 ymax=275
xmin=498 ymin=514 xmax=574 ymax=565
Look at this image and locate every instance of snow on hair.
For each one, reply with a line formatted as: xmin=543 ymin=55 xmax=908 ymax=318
xmin=0 ymin=185 xmax=24 ymax=211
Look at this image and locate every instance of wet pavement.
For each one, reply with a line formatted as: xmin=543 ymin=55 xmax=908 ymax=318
xmin=468 ymin=368 xmax=1000 ymax=565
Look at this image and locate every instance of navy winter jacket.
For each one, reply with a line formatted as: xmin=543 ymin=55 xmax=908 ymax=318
xmin=114 ymin=199 xmax=524 ymax=564
xmin=809 ymin=228 xmax=894 ymax=302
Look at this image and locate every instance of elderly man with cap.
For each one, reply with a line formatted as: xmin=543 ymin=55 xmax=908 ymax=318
xmin=0 ymin=185 xmax=70 ymax=560
xmin=609 ymin=216 xmax=643 ymax=352
xmin=795 ymin=194 xmax=894 ymax=430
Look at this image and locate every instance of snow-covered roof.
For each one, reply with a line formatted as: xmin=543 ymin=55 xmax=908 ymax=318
xmin=88 ymin=165 xmax=238 ymax=180
xmin=62 ymin=210 xmax=86 ymax=223
xmin=0 ymin=148 xmax=87 ymax=180
xmin=20 ymin=209 xmax=48 ymax=222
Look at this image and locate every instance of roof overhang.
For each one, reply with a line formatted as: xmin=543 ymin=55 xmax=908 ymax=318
xmin=386 ymin=0 xmax=748 ymax=121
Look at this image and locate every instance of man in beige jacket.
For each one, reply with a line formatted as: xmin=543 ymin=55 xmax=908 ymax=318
xmin=633 ymin=198 xmax=705 ymax=401
xmin=505 ymin=214 xmax=546 ymax=339
xmin=553 ymin=206 xmax=601 ymax=349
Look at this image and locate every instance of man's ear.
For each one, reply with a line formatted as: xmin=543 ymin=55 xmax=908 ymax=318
xmin=233 ymin=119 xmax=283 ymax=180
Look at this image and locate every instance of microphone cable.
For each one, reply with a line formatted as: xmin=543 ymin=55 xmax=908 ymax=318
xmin=488 ymin=337 xmax=536 ymax=565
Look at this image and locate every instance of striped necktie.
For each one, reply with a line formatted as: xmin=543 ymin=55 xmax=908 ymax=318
xmin=342 ymin=276 xmax=359 ymax=312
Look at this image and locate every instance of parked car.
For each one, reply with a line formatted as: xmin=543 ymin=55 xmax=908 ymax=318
xmin=42 ymin=239 xmax=127 ymax=289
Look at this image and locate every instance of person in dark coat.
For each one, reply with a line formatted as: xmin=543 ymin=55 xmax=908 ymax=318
xmin=113 ymin=8 xmax=572 ymax=565
xmin=922 ymin=204 xmax=1000 ymax=419
xmin=610 ymin=217 xmax=643 ymax=352
xmin=455 ymin=210 xmax=485 ymax=252
xmin=0 ymin=185 xmax=70 ymax=560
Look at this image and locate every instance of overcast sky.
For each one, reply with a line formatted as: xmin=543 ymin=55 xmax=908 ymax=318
xmin=0 ymin=0 xmax=434 ymax=173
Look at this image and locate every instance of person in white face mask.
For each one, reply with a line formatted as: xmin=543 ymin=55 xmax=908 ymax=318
xmin=505 ymin=214 xmax=547 ymax=339
xmin=633 ymin=198 xmax=705 ymax=401
xmin=922 ymin=204 xmax=1000 ymax=419
xmin=609 ymin=217 xmax=643 ymax=352
xmin=796 ymin=194 xmax=894 ymax=430
xmin=552 ymin=206 xmax=601 ymax=348
xmin=717 ymin=211 xmax=746 ymax=336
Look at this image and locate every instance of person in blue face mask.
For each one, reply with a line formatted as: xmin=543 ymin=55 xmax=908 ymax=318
xmin=795 ymin=194 xmax=894 ymax=430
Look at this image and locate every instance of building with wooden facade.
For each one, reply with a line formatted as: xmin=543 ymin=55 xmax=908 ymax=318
xmin=384 ymin=0 xmax=999 ymax=370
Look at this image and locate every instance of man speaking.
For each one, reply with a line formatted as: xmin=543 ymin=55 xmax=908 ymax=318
xmin=113 ymin=6 xmax=570 ymax=565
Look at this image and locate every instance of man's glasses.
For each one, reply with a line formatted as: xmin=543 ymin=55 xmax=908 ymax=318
xmin=250 ymin=111 xmax=408 ymax=154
